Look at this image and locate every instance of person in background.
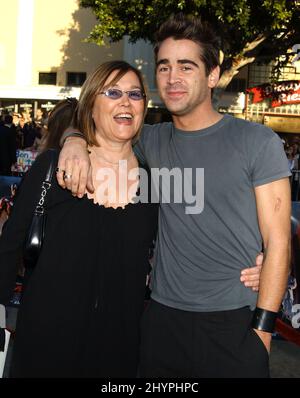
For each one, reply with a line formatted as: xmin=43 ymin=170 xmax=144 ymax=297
xmin=30 ymin=99 xmax=78 ymax=153
xmin=0 ymin=115 xmax=17 ymax=176
xmin=34 ymin=108 xmax=47 ymax=127
xmin=44 ymin=98 xmax=78 ymax=151
xmin=12 ymin=113 xmax=23 ymax=149
xmin=291 ymin=143 xmax=299 ymax=201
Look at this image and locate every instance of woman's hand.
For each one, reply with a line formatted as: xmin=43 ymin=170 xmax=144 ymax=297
xmin=57 ymin=137 xmax=94 ymax=197
xmin=240 ymin=252 xmax=263 ymax=291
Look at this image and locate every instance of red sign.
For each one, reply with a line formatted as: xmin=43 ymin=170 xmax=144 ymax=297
xmin=247 ymin=80 xmax=300 ymax=107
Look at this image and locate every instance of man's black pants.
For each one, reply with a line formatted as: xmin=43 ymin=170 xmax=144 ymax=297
xmin=139 ymin=299 xmax=269 ymax=378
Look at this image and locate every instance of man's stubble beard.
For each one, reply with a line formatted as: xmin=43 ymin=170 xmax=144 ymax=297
xmin=163 ymin=93 xmax=208 ymax=117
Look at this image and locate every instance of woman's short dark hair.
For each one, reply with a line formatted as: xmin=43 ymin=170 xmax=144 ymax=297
xmin=154 ymin=13 xmax=220 ymax=76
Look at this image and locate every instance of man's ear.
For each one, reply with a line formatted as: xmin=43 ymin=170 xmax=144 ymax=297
xmin=208 ymin=65 xmax=220 ymax=89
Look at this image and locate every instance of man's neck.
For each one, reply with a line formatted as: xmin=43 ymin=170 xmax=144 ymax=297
xmin=172 ymin=107 xmax=223 ymax=131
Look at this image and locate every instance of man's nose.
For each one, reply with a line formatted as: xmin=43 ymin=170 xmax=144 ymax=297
xmin=167 ymin=68 xmax=181 ymax=85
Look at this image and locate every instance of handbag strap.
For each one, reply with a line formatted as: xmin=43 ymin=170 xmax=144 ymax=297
xmin=34 ymin=150 xmax=57 ymax=216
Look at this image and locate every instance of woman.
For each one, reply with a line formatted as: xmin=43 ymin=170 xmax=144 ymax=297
xmin=0 ymin=61 xmax=158 ymax=377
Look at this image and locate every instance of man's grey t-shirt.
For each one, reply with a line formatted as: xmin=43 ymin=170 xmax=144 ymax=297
xmin=135 ymin=114 xmax=291 ymax=312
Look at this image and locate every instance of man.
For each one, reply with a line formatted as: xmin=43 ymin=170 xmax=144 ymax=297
xmin=56 ymin=14 xmax=290 ymax=377
xmin=0 ymin=115 xmax=17 ymax=176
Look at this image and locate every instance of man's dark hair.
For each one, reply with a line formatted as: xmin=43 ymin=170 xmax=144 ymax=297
xmin=4 ymin=114 xmax=13 ymax=124
xmin=154 ymin=13 xmax=220 ymax=76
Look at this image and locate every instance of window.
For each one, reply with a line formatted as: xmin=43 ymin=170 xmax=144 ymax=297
xmin=39 ymin=72 xmax=57 ymax=85
xmin=66 ymin=72 xmax=86 ymax=87
xmin=248 ymin=63 xmax=273 ymax=87
xmin=248 ymin=62 xmax=300 ymax=87
xmin=225 ymin=78 xmax=247 ymax=93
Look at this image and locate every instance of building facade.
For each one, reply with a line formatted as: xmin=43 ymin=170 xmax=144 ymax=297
xmin=219 ymin=60 xmax=300 ymax=137
xmin=0 ymin=0 xmax=159 ymax=116
xmin=1 ymin=0 xmax=300 ymax=132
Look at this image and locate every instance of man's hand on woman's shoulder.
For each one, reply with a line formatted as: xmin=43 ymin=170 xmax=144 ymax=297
xmin=57 ymin=137 xmax=94 ymax=197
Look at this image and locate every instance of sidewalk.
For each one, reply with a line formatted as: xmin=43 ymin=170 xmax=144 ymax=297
xmin=270 ymin=339 xmax=300 ymax=378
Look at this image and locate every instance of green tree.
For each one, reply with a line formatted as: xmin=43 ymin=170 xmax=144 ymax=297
xmin=80 ymin=0 xmax=300 ymax=90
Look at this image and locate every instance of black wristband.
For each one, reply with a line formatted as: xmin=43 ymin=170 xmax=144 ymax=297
xmin=251 ymin=307 xmax=278 ymax=333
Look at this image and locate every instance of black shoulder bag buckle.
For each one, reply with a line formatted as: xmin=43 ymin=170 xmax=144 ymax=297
xmin=23 ymin=150 xmax=57 ymax=269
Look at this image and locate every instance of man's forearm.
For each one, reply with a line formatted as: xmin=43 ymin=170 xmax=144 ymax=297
xmin=256 ymin=239 xmax=290 ymax=312
xmin=253 ymin=178 xmax=291 ymax=335
xmin=59 ymin=127 xmax=86 ymax=147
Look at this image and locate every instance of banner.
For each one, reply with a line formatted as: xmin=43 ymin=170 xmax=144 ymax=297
xmin=247 ymin=80 xmax=300 ymax=108
xmin=12 ymin=150 xmax=38 ymax=173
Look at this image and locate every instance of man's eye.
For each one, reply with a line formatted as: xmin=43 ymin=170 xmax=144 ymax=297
xmin=158 ymin=66 xmax=169 ymax=72
xmin=181 ymin=66 xmax=192 ymax=71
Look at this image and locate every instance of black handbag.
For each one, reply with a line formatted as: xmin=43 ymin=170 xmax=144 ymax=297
xmin=23 ymin=150 xmax=57 ymax=268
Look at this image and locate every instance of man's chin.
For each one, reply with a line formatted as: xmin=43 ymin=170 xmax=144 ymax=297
xmin=165 ymin=105 xmax=189 ymax=116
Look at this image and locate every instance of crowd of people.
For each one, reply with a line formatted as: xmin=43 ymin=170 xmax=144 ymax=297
xmin=284 ymin=139 xmax=300 ymax=201
xmin=0 ymin=109 xmax=49 ymax=176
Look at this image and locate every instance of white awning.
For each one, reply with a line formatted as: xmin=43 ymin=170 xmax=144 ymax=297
xmin=0 ymin=85 xmax=81 ymax=100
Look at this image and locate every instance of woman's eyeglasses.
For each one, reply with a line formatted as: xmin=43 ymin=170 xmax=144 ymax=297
xmin=99 ymin=88 xmax=145 ymax=101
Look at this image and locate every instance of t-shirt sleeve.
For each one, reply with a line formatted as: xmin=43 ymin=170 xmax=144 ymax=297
xmin=133 ymin=124 xmax=157 ymax=166
xmin=134 ymin=124 xmax=164 ymax=166
xmin=251 ymin=133 xmax=291 ymax=187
